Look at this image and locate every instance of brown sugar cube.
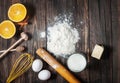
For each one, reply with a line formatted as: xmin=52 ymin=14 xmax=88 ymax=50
xmin=91 ymin=44 xmax=104 ymax=60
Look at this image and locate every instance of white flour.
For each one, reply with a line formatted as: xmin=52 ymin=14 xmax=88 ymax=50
xmin=47 ymin=16 xmax=80 ymax=57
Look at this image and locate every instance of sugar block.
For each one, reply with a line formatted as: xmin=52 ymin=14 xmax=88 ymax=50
xmin=91 ymin=44 xmax=104 ymax=60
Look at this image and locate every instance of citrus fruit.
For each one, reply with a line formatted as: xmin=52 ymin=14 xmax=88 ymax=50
xmin=8 ymin=3 xmax=27 ymax=22
xmin=0 ymin=20 xmax=16 ymax=39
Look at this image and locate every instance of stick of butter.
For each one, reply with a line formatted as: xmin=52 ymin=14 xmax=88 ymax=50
xmin=91 ymin=44 xmax=104 ymax=60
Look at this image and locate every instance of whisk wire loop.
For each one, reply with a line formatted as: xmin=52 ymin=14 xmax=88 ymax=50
xmin=6 ymin=53 xmax=33 ymax=83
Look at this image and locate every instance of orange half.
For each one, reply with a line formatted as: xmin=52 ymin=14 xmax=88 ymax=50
xmin=8 ymin=3 xmax=27 ymax=22
xmin=0 ymin=20 xmax=16 ymax=39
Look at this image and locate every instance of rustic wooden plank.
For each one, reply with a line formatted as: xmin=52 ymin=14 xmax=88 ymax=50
xmin=73 ymin=0 xmax=90 ymax=83
xmin=0 ymin=0 xmax=119 ymax=83
xmin=88 ymin=0 xmax=113 ymax=83
xmin=22 ymin=0 xmax=47 ymax=83
xmin=0 ymin=1 xmax=17 ymax=83
xmin=88 ymin=0 xmax=102 ymax=83
xmin=113 ymin=0 xmax=120 ymax=83
xmin=99 ymin=0 xmax=113 ymax=83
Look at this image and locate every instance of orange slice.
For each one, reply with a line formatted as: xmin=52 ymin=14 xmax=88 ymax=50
xmin=0 ymin=20 xmax=16 ymax=39
xmin=8 ymin=3 xmax=27 ymax=22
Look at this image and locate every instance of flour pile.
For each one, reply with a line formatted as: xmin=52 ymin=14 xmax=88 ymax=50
xmin=47 ymin=17 xmax=80 ymax=57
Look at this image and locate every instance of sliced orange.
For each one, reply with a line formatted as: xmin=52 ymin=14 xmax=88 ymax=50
xmin=0 ymin=20 xmax=16 ymax=39
xmin=8 ymin=3 xmax=27 ymax=22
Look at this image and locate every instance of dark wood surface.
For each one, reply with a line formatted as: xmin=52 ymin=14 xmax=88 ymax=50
xmin=0 ymin=0 xmax=119 ymax=83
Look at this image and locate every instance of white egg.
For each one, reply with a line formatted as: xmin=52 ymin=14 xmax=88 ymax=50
xmin=32 ymin=59 xmax=43 ymax=72
xmin=38 ymin=70 xmax=51 ymax=80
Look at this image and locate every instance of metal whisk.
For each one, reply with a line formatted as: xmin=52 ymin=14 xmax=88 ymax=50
xmin=6 ymin=53 xmax=34 ymax=83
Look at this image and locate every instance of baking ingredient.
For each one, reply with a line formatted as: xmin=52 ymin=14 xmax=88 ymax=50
xmin=47 ymin=20 xmax=79 ymax=57
xmin=91 ymin=44 xmax=104 ymax=59
xmin=38 ymin=70 xmax=51 ymax=80
xmin=67 ymin=53 xmax=87 ymax=72
xmin=8 ymin=3 xmax=27 ymax=22
xmin=7 ymin=53 xmax=34 ymax=83
xmin=0 ymin=20 xmax=16 ymax=39
xmin=40 ymin=31 xmax=46 ymax=38
xmin=36 ymin=48 xmax=80 ymax=83
xmin=32 ymin=59 xmax=43 ymax=72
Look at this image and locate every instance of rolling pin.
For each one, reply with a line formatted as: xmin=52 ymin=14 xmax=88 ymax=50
xmin=36 ymin=48 xmax=81 ymax=83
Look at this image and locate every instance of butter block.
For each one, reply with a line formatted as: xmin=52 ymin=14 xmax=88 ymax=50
xmin=91 ymin=44 xmax=104 ymax=60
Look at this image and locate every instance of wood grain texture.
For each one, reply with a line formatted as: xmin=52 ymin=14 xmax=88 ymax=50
xmin=0 ymin=0 xmax=119 ymax=83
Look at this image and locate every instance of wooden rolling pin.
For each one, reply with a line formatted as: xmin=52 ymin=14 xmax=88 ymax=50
xmin=36 ymin=48 xmax=81 ymax=83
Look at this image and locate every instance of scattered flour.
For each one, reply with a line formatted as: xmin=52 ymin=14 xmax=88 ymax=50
xmin=47 ymin=16 xmax=80 ymax=57
xmin=40 ymin=32 xmax=46 ymax=38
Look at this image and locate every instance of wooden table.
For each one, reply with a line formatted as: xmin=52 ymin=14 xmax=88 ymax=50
xmin=0 ymin=0 xmax=119 ymax=83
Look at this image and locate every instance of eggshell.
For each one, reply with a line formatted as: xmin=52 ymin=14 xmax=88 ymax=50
xmin=32 ymin=59 xmax=43 ymax=72
xmin=38 ymin=70 xmax=51 ymax=80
